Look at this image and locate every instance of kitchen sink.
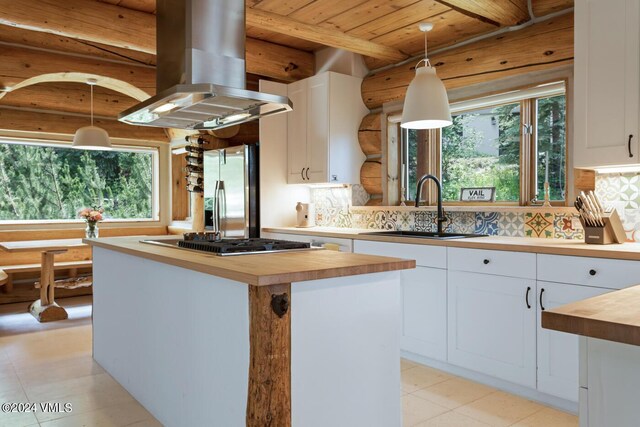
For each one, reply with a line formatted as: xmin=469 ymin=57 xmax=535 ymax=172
xmin=359 ymin=230 xmax=488 ymax=240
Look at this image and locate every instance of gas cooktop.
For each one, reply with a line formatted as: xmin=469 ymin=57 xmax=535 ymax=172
xmin=141 ymin=235 xmax=320 ymax=256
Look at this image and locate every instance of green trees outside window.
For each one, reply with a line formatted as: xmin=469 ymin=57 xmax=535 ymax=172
xmin=0 ymin=142 xmax=154 ymax=221
xmin=441 ymin=102 xmax=521 ymax=202
xmin=536 ymin=95 xmax=567 ymax=201
xmin=402 ymin=90 xmax=566 ymax=205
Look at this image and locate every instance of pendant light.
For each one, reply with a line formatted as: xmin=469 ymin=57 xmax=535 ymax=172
xmin=401 ymin=23 xmax=452 ymax=129
xmin=72 ymin=78 xmax=112 ymax=150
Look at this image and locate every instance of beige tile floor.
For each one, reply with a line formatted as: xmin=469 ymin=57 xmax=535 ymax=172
xmin=0 ymin=296 xmax=578 ymax=427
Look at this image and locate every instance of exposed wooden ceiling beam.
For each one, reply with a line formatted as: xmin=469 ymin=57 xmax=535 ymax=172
xmin=244 ymin=38 xmax=314 ymax=82
xmin=435 ymin=0 xmax=530 ymax=26
xmin=0 ymin=25 xmax=156 ymax=66
xmin=532 ymin=0 xmax=574 ymax=17
xmin=0 ymin=0 xmax=314 ymax=82
xmin=0 ymin=0 xmax=155 ymax=53
xmin=0 ymin=106 xmax=168 ymax=141
xmin=362 ymin=12 xmax=573 ymax=109
xmin=246 ymin=8 xmax=408 ymax=62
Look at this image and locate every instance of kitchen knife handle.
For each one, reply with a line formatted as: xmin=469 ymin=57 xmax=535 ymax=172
xmin=629 ymin=134 xmax=634 ymax=158
xmin=525 ymin=286 xmax=531 ymax=309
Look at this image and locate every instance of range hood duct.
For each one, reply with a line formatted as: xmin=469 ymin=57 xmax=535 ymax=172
xmin=118 ymin=0 xmax=292 ymax=130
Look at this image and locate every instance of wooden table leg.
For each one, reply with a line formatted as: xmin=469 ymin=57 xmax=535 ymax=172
xmin=40 ymin=251 xmax=53 ymax=305
xmin=246 ymin=283 xmax=291 ymax=427
xmin=29 ymin=250 xmax=68 ymax=322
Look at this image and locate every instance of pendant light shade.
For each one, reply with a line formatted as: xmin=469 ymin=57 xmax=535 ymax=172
xmin=401 ymin=23 xmax=452 ymax=130
xmin=73 ymin=78 xmax=112 ymax=150
xmin=72 ymin=126 xmax=112 ymax=150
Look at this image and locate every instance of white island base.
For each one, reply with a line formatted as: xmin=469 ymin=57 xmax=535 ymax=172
xmin=92 ymin=247 xmax=402 ymax=427
xmin=579 ymin=337 xmax=640 ymax=427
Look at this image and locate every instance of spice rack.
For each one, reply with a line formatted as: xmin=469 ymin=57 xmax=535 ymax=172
xmin=184 ymin=136 xmax=204 ymax=194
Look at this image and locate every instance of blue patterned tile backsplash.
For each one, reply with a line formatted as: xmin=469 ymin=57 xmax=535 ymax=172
xmin=475 ymin=212 xmax=500 ymax=236
xmin=309 ymin=172 xmax=640 ymax=242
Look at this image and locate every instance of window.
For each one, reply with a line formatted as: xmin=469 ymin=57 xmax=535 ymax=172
xmin=0 ymin=140 xmax=158 ymax=221
xmin=400 ymin=82 xmax=567 ymax=205
xmin=535 ymin=95 xmax=567 ymax=201
xmin=441 ymin=102 xmax=521 ymax=202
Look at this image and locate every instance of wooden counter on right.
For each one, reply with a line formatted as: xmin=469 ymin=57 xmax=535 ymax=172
xmin=543 ymin=285 xmax=640 ymax=427
xmin=542 ymin=284 xmax=640 ymax=346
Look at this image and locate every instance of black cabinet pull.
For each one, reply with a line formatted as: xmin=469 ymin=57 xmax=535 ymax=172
xmin=589 ymin=269 xmax=597 ymax=276
xmin=525 ymin=286 xmax=531 ymax=309
xmin=540 ymin=288 xmax=545 ymax=311
xmin=629 ymin=134 xmax=634 ymax=158
xmin=300 ymin=168 xmax=305 ymax=180
xmin=483 ymin=259 xmax=490 ymax=265
xmin=305 ymin=167 xmax=310 ymax=180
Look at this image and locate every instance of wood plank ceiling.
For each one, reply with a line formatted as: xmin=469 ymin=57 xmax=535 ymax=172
xmin=0 ymin=0 xmax=574 ymax=137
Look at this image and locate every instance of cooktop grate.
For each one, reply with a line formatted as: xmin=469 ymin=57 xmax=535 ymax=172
xmin=177 ymin=238 xmax=311 ymax=254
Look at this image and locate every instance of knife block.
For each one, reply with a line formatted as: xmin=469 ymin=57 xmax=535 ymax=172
xmin=580 ymin=210 xmax=626 ymax=244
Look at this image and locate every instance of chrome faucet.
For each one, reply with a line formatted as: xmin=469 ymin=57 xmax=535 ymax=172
xmin=415 ymin=174 xmax=447 ymax=234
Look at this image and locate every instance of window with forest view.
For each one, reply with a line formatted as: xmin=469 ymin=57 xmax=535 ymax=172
xmin=402 ymin=83 xmax=566 ymax=205
xmin=0 ymin=141 xmax=156 ymax=221
xmin=536 ymin=95 xmax=566 ymax=201
xmin=441 ymin=103 xmax=521 ymax=202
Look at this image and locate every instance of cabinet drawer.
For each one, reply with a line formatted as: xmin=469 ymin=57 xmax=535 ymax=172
xmin=354 ymin=240 xmax=446 ymax=269
xmin=538 ymin=254 xmax=640 ymax=289
xmin=448 ymin=247 xmax=536 ymax=279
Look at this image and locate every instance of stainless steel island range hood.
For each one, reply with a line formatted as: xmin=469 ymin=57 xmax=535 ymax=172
xmin=118 ymin=0 xmax=292 ymax=130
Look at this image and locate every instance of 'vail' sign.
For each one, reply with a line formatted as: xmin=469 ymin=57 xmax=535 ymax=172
xmin=460 ymin=187 xmax=496 ymax=202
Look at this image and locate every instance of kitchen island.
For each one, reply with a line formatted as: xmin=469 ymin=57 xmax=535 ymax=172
xmin=85 ymin=236 xmax=414 ymax=427
xmin=543 ymin=285 xmax=640 ymax=427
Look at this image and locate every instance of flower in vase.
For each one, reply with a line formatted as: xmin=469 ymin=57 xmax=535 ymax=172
xmin=78 ymin=206 xmax=105 ymax=223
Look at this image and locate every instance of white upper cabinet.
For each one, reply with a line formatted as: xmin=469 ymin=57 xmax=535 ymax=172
xmin=287 ymin=72 xmax=368 ymax=184
xmin=287 ymin=79 xmax=309 ymax=181
xmin=574 ymin=0 xmax=640 ymax=168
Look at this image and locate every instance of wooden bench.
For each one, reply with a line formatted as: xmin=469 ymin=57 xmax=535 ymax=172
xmin=0 ymin=260 xmax=92 ymax=294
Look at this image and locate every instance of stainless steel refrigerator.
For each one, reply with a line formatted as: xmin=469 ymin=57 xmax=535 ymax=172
xmin=203 ymin=144 xmax=259 ymax=238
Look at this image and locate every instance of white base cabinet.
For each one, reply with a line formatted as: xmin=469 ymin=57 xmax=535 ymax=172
xmin=580 ymin=337 xmax=640 ymax=427
xmin=447 ymin=271 xmax=537 ymax=388
xmin=536 ymin=282 xmax=610 ymax=402
xmin=268 ymin=231 xmax=640 ymax=411
xmin=354 ymin=240 xmax=447 ymax=361
xmin=400 ymin=267 xmax=447 ymax=361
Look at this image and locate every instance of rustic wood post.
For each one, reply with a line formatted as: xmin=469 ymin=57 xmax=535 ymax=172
xmin=40 ymin=251 xmax=54 ymax=305
xmin=247 ymin=283 xmax=291 ymax=427
xmin=29 ymin=249 xmax=68 ymax=322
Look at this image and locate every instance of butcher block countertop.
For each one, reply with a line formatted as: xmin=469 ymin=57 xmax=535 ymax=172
xmin=542 ymin=285 xmax=640 ymax=346
xmin=263 ymin=227 xmax=640 ymax=261
xmin=84 ymin=236 xmax=415 ymax=286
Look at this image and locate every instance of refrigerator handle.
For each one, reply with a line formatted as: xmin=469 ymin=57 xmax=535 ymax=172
xmin=215 ymin=181 xmax=226 ymax=236
xmin=213 ymin=180 xmax=220 ymax=234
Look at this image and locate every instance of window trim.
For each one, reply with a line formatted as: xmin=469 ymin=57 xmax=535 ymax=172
xmin=398 ymin=79 xmax=568 ymax=207
xmin=0 ymin=137 xmax=161 ymax=224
